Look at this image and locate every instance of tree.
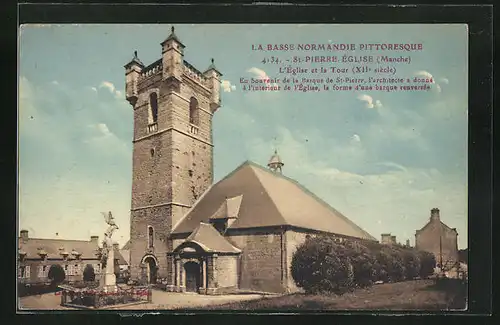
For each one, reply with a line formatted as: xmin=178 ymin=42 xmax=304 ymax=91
xmin=377 ymin=246 xmax=406 ymax=282
xmin=401 ymin=248 xmax=421 ymax=280
xmin=418 ymin=250 xmax=436 ymax=278
xmin=83 ymin=264 xmax=95 ymax=282
xmin=48 ymin=264 xmax=65 ymax=285
xmin=291 ymin=235 xmax=354 ymax=295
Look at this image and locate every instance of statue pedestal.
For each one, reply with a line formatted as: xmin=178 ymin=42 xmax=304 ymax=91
xmin=99 ymin=243 xmax=117 ymax=293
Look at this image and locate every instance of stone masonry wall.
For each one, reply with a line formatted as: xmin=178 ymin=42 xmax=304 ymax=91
xmin=228 ymin=232 xmax=284 ymax=293
xmin=129 ymin=51 xmax=215 ymax=283
xmin=285 ymin=230 xmax=308 ymax=292
xmin=129 ymin=205 xmax=171 ymax=280
xmin=215 ymin=255 xmax=238 ymax=289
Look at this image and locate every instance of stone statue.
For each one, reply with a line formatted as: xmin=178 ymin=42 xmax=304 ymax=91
xmin=99 ymin=211 xmax=119 ymax=292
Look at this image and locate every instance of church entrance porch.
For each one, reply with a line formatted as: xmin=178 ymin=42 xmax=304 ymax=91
xmin=184 ymin=261 xmax=201 ymax=293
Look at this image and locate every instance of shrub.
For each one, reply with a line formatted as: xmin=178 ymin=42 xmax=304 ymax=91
xmin=418 ymin=251 xmax=436 ymax=278
xmin=343 ymin=241 xmax=377 ymax=287
xmin=48 ymin=264 xmax=65 ymax=285
xmin=83 ymin=264 xmax=95 ymax=282
xmin=291 ymin=235 xmax=354 ymax=295
xmin=377 ymin=246 xmax=406 ymax=282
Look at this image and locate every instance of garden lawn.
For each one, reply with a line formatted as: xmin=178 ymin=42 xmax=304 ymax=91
xmin=184 ymin=279 xmax=466 ymax=311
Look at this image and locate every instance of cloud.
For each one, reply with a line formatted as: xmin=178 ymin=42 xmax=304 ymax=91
xmin=414 ymin=70 xmax=443 ymax=93
xmin=440 ymin=77 xmax=449 ymax=84
xmin=99 ymin=81 xmax=116 ymax=93
xmin=97 ymin=123 xmax=112 ymax=137
xmin=357 ymin=94 xmax=382 ymax=109
xmin=221 ymin=80 xmax=236 ymax=93
xmin=98 ymin=81 xmax=125 ymax=99
xmin=247 ymin=67 xmax=280 ymax=92
xmin=351 ymin=134 xmax=361 ymax=143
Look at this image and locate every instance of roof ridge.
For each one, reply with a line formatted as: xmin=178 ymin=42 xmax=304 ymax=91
xmin=248 ymin=164 xmax=289 ymax=227
xmin=20 ymin=237 xmax=95 ymax=243
xmin=248 ymin=162 xmax=376 ymax=241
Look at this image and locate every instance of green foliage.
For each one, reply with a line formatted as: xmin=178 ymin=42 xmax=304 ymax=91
xmin=418 ymin=250 xmax=437 ymax=278
xmin=401 ymin=249 xmax=421 ymax=280
xmin=83 ymin=264 xmax=95 ymax=282
xmin=343 ymin=241 xmax=377 ymax=287
xmin=291 ymin=235 xmax=353 ymax=295
xmin=291 ymin=235 xmax=438 ymax=295
xmin=48 ymin=264 xmax=65 ymax=285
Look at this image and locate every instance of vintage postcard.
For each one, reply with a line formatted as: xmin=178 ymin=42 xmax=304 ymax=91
xmin=18 ymin=23 xmax=468 ymax=311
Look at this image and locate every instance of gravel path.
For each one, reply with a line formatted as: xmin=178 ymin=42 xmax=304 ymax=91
xmin=18 ymin=290 xmax=267 ymax=311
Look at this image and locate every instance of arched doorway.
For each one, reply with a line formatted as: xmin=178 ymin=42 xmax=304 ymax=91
xmin=143 ymin=256 xmax=157 ymax=284
xmin=184 ymin=261 xmax=201 ymax=293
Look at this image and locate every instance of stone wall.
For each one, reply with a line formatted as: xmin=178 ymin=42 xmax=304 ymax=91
xmin=285 ymin=230 xmax=309 ymax=292
xmin=228 ymin=231 xmax=284 ymax=293
xmin=129 ymin=205 xmax=171 ymax=280
xmin=215 ymin=255 xmax=238 ymax=289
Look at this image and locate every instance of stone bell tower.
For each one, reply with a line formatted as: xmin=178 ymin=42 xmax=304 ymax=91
xmin=125 ymin=26 xmax=222 ymax=281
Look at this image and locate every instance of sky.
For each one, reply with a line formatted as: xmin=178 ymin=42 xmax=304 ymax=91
xmin=18 ymin=24 xmax=468 ymax=248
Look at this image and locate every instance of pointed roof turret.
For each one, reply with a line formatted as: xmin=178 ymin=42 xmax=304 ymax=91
xmin=204 ymin=58 xmax=222 ymax=76
xmin=162 ymin=25 xmax=185 ymax=48
xmin=267 ymin=149 xmax=284 ymax=173
xmin=124 ymin=50 xmax=145 ymax=69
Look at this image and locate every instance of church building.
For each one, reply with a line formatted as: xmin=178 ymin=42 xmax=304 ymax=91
xmin=125 ymin=27 xmax=377 ymax=294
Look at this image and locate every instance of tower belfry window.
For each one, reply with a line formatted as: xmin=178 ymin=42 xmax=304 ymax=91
xmin=189 ymin=97 xmax=199 ymax=126
xmin=149 ymin=92 xmax=158 ymax=124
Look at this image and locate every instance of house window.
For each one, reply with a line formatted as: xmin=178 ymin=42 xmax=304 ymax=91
xmin=19 ymin=266 xmax=30 ymax=279
xmin=149 ymin=92 xmax=158 ymax=124
xmin=189 ymin=97 xmax=199 ymax=125
xmin=148 ymin=226 xmax=154 ymax=248
xmin=38 ymin=265 xmax=49 ymax=278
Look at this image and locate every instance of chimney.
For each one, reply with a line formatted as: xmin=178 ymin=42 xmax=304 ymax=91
xmin=20 ymin=229 xmax=29 ymax=242
xmin=90 ymin=235 xmax=99 ymax=244
xmin=431 ymin=208 xmax=440 ymax=221
xmin=113 ymin=242 xmax=119 ymax=250
xmin=381 ymin=233 xmax=392 ymax=245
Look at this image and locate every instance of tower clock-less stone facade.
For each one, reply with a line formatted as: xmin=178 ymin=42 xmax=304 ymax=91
xmin=124 ymin=27 xmax=222 ymax=281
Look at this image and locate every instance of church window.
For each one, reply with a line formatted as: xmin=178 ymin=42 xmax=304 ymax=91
xmin=189 ymin=97 xmax=199 ymax=125
xmin=149 ymin=92 xmax=158 ymax=124
xmin=148 ymin=226 xmax=154 ymax=248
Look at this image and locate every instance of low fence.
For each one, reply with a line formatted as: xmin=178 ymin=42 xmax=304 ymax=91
xmin=59 ymin=285 xmax=152 ymax=308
